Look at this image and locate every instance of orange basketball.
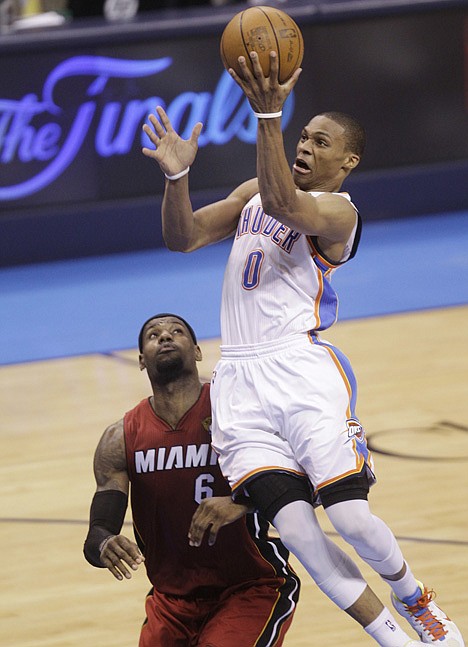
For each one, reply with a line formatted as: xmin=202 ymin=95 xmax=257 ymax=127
xmin=220 ymin=5 xmax=304 ymax=84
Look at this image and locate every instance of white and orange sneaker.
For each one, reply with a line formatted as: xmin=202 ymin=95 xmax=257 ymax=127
xmin=392 ymin=582 xmax=464 ymax=646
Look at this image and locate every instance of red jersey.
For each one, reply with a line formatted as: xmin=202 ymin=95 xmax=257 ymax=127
xmin=124 ymin=383 xmax=295 ymax=597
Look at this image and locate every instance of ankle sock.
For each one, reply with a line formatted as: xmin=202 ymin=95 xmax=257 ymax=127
xmin=364 ymin=607 xmax=413 ymax=646
xmin=383 ymin=563 xmax=421 ymax=603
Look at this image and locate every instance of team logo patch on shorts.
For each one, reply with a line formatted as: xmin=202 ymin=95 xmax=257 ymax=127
xmin=346 ymin=418 xmax=365 ymax=441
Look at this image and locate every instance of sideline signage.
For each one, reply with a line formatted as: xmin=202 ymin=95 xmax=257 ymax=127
xmin=0 ymin=46 xmax=295 ymax=209
xmin=1 ymin=8 xmax=467 ymax=217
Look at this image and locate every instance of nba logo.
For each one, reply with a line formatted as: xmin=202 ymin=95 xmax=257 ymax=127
xmin=385 ymin=619 xmax=397 ymax=632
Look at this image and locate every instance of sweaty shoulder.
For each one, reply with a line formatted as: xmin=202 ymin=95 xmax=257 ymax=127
xmin=94 ymin=418 xmax=127 ymax=487
xmin=314 ymin=191 xmax=357 ymax=217
xmin=311 ymin=192 xmax=359 ymax=263
xmin=102 ymin=418 xmax=125 ymax=445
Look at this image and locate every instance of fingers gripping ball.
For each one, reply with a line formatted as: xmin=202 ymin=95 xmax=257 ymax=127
xmin=220 ymin=5 xmax=304 ymax=83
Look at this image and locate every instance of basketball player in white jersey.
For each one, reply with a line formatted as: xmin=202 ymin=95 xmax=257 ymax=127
xmin=141 ymin=50 xmax=464 ymax=647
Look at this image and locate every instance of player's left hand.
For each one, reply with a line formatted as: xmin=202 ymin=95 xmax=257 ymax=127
xmin=188 ymin=496 xmax=252 ymax=547
xmin=229 ymin=50 xmax=301 ymax=115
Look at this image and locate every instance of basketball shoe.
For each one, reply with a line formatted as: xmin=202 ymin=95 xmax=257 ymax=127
xmin=392 ymin=582 xmax=464 ymax=646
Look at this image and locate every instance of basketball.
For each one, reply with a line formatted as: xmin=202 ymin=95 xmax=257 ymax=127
xmin=220 ymin=6 xmax=304 ymax=84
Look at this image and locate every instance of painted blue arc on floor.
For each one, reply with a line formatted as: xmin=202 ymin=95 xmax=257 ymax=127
xmin=1 ymin=210 xmax=467 ymax=365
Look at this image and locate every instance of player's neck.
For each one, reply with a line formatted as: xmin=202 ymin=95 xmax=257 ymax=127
xmin=150 ymin=378 xmax=203 ymax=428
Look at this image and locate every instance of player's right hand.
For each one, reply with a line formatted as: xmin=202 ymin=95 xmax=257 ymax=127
xmin=141 ymin=106 xmax=203 ymax=177
xmin=188 ymin=496 xmax=253 ymax=547
xmin=99 ymin=534 xmax=145 ymax=581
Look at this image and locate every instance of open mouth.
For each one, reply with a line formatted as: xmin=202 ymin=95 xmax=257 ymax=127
xmin=159 ymin=344 xmax=176 ymax=353
xmin=293 ymin=158 xmax=310 ymax=174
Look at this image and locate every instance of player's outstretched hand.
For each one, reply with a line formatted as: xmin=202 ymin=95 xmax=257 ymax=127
xmin=188 ymin=496 xmax=253 ymax=547
xmin=229 ymin=50 xmax=301 ymax=116
xmin=99 ymin=534 xmax=145 ymax=581
xmin=142 ymin=106 xmax=203 ymax=178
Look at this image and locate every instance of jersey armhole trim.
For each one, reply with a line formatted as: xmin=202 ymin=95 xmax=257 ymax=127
xmin=308 ymin=213 xmax=362 ymax=267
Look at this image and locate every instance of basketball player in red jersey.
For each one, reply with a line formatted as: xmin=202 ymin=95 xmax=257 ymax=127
xmin=84 ymin=313 xmax=301 ymax=647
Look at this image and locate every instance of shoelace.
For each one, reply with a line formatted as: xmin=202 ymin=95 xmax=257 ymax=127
xmin=406 ymin=589 xmax=448 ymax=640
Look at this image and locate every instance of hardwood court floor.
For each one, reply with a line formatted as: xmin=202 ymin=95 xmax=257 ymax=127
xmin=1 ymin=306 xmax=467 ymax=646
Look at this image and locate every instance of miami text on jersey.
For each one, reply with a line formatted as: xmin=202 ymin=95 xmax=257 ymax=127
xmin=135 ymin=443 xmax=218 ymax=473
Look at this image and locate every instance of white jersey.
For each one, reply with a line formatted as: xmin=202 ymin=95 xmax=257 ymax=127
xmin=220 ymin=191 xmax=361 ymax=346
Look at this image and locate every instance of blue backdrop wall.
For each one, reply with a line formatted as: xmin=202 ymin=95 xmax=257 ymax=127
xmin=0 ymin=0 xmax=467 ymax=265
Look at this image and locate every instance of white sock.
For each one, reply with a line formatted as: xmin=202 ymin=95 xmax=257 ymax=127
xmin=383 ymin=562 xmax=421 ymax=603
xmin=364 ymin=607 xmax=414 ymax=647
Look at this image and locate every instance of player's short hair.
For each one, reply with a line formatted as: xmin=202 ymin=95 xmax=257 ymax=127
xmin=318 ymin=111 xmax=366 ymax=157
xmin=138 ymin=313 xmax=197 ymax=352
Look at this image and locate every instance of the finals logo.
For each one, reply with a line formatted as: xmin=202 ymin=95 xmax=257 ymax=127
xmin=0 ymin=55 xmax=295 ymax=201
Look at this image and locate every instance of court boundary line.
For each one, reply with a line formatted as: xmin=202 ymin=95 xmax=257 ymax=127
xmin=1 ymin=516 xmax=467 ymax=548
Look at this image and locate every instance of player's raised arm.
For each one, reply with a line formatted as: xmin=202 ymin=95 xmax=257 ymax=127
xmin=142 ymin=106 xmax=257 ymax=252
xmin=227 ymin=52 xmax=302 ymax=217
xmin=231 ymin=52 xmax=359 ymax=249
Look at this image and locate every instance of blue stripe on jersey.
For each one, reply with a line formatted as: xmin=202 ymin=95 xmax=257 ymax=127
xmin=312 ymin=256 xmax=339 ymax=331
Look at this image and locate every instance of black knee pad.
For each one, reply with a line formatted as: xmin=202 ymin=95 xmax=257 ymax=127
xmin=319 ymin=468 xmax=370 ymax=509
xmin=243 ymin=471 xmax=314 ymax=523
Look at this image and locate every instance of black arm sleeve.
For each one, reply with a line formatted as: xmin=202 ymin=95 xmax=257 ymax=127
xmin=83 ymin=489 xmax=128 ymax=568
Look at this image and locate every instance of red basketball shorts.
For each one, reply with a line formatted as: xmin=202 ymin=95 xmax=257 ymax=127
xmin=139 ymin=579 xmax=297 ymax=647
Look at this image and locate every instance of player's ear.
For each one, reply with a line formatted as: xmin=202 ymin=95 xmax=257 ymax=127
xmin=344 ymin=153 xmax=360 ymax=171
xmin=195 ymin=345 xmax=203 ymax=362
xmin=139 ymin=353 xmax=146 ymax=371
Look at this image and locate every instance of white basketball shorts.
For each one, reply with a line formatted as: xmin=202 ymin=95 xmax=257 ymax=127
xmin=210 ymin=331 xmax=375 ymax=497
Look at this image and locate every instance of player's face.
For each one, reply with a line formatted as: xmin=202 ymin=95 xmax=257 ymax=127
xmin=292 ymin=115 xmax=356 ymax=191
xmin=139 ymin=317 xmax=200 ymax=378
